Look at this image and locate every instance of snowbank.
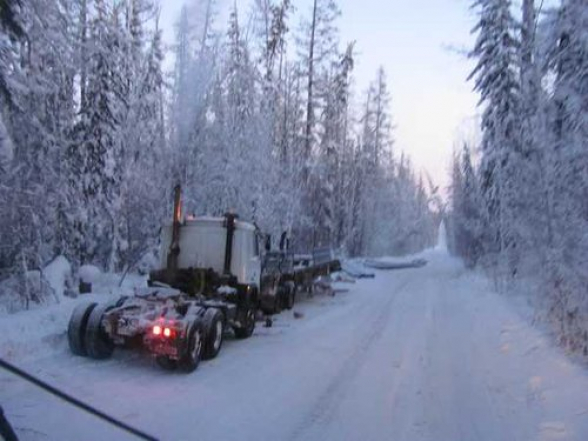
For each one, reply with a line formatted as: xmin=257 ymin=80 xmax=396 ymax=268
xmin=0 ymin=277 xmax=21 ymax=314
xmin=79 ymin=265 xmax=102 ymax=284
xmin=136 ymin=251 xmax=159 ymax=275
xmin=435 ymin=219 xmax=448 ymax=252
xmin=44 ymin=255 xmax=72 ymax=299
xmin=364 ymin=256 xmax=428 ymax=270
xmin=341 ymin=259 xmax=375 ymax=278
xmin=0 ymin=269 xmax=57 ymax=313
xmin=0 ymin=271 xmax=148 ymax=362
xmin=0 ymin=297 xmax=86 ymax=361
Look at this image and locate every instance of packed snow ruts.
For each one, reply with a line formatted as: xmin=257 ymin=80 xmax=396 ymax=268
xmin=3 ymin=250 xmax=588 ymax=441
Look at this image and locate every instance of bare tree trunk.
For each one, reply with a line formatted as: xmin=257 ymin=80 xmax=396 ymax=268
xmin=303 ymin=0 xmax=318 ymax=185
xmin=79 ymin=0 xmax=88 ymax=110
xmin=200 ymin=0 xmax=214 ymax=56
xmin=374 ymin=74 xmax=383 ymax=169
xmin=521 ymin=0 xmax=537 ymax=109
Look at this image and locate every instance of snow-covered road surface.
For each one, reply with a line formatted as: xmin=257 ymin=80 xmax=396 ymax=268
xmin=3 ymin=250 xmax=588 ymax=441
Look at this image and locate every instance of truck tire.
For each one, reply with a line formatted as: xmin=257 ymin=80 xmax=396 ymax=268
xmin=202 ymin=308 xmax=224 ymax=360
xmin=273 ymin=294 xmax=282 ymax=315
xmin=84 ymin=303 xmax=115 ymax=360
xmin=284 ymin=283 xmax=295 ymax=310
xmin=285 ymin=289 xmax=295 ymax=310
xmin=234 ymin=308 xmax=255 ymax=339
xmin=68 ymin=302 xmax=97 ymax=356
xmin=178 ymin=321 xmax=203 ymax=373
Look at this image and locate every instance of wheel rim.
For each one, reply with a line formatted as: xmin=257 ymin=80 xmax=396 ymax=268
xmin=191 ymin=329 xmax=202 ymax=360
xmin=247 ymin=310 xmax=255 ymax=331
xmin=213 ymin=320 xmax=223 ymax=351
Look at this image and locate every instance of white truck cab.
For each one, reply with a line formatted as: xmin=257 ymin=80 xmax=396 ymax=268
xmin=159 ymin=216 xmax=262 ymax=287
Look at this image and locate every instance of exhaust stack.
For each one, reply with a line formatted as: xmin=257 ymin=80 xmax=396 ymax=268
xmin=167 ymin=184 xmax=182 ymax=272
xmin=223 ymin=213 xmax=237 ymax=276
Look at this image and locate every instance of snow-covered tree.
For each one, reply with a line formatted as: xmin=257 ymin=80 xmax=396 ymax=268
xmin=468 ymin=0 xmax=522 ymax=274
xmin=297 ymin=0 xmax=340 ymax=187
xmin=451 ymin=144 xmax=485 ymax=267
xmin=449 ymin=0 xmax=588 ymax=357
xmin=0 ymin=0 xmax=437 ymax=311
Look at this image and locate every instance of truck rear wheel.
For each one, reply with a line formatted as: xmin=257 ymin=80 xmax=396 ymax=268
xmin=179 ymin=321 xmax=203 ymax=372
xmin=68 ymin=302 xmax=97 ymax=356
xmin=85 ymin=303 xmax=115 ymax=360
xmin=202 ymin=308 xmax=224 ymax=360
xmin=234 ymin=309 xmax=255 ymax=339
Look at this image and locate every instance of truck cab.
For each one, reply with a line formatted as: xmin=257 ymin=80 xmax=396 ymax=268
xmin=157 ymin=216 xmax=262 ymax=288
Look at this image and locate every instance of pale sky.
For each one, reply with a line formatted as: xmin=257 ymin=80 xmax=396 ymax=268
xmin=159 ymin=0 xmax=481 ymax=191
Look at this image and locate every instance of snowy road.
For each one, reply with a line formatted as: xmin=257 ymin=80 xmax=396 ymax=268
xmin=3 ymin=250 xmax=588 ymax=441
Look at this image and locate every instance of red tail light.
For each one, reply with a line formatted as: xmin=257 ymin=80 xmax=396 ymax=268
xmin=165 ymin=327 xmax=177 ymax=339
xmin=153 ymin=324 xmax=176 ymax=339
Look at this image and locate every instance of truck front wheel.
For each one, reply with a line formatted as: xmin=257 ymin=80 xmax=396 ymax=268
xmin=234 ymin=309 xmax=255 ymax=339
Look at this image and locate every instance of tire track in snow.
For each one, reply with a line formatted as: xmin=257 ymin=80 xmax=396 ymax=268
xmin=288 ymin=279 xmax=410 ymax=441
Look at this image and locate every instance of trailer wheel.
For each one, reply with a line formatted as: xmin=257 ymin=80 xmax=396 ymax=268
xmin=155 ymin=356 xmax=177 ymax=371
xmin=68 ymin=302 xmax=97 ymax=356
xmin=234 ymin=308 xmax=255 ymax=339
xmin=284 ymin=283 xmax=295 ymax=310
xmin=285 ymin=289 xmax=295 ymax=310
xmin=85 ymin=303 xmax=115 ymax=360
xmin=179 ymin=321 xmax=203 ymax=372
xmin=202 ymin=309 xmax=224 ymax=360
xmin=273 ymin=294 xmax=282 ymax=315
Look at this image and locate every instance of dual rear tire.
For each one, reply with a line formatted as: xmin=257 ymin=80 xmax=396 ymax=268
xmin=85 ymin=303 xmax=115 ymax=359
xmin=177 ymin=322 xmax=204 ymax=372
xmin=202 ymin=309 xmax=224 ymax=360
xmin=67 ymin=302 xmax=114 ymax=360
xmin=155 ymin=321 xmax=204 ymax=373
xmin=67 ymin=302 xmax=97 ymax=356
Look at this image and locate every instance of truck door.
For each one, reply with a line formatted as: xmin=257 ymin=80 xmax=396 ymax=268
xmin=248 ymin=233 xmax=261 ymax=287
